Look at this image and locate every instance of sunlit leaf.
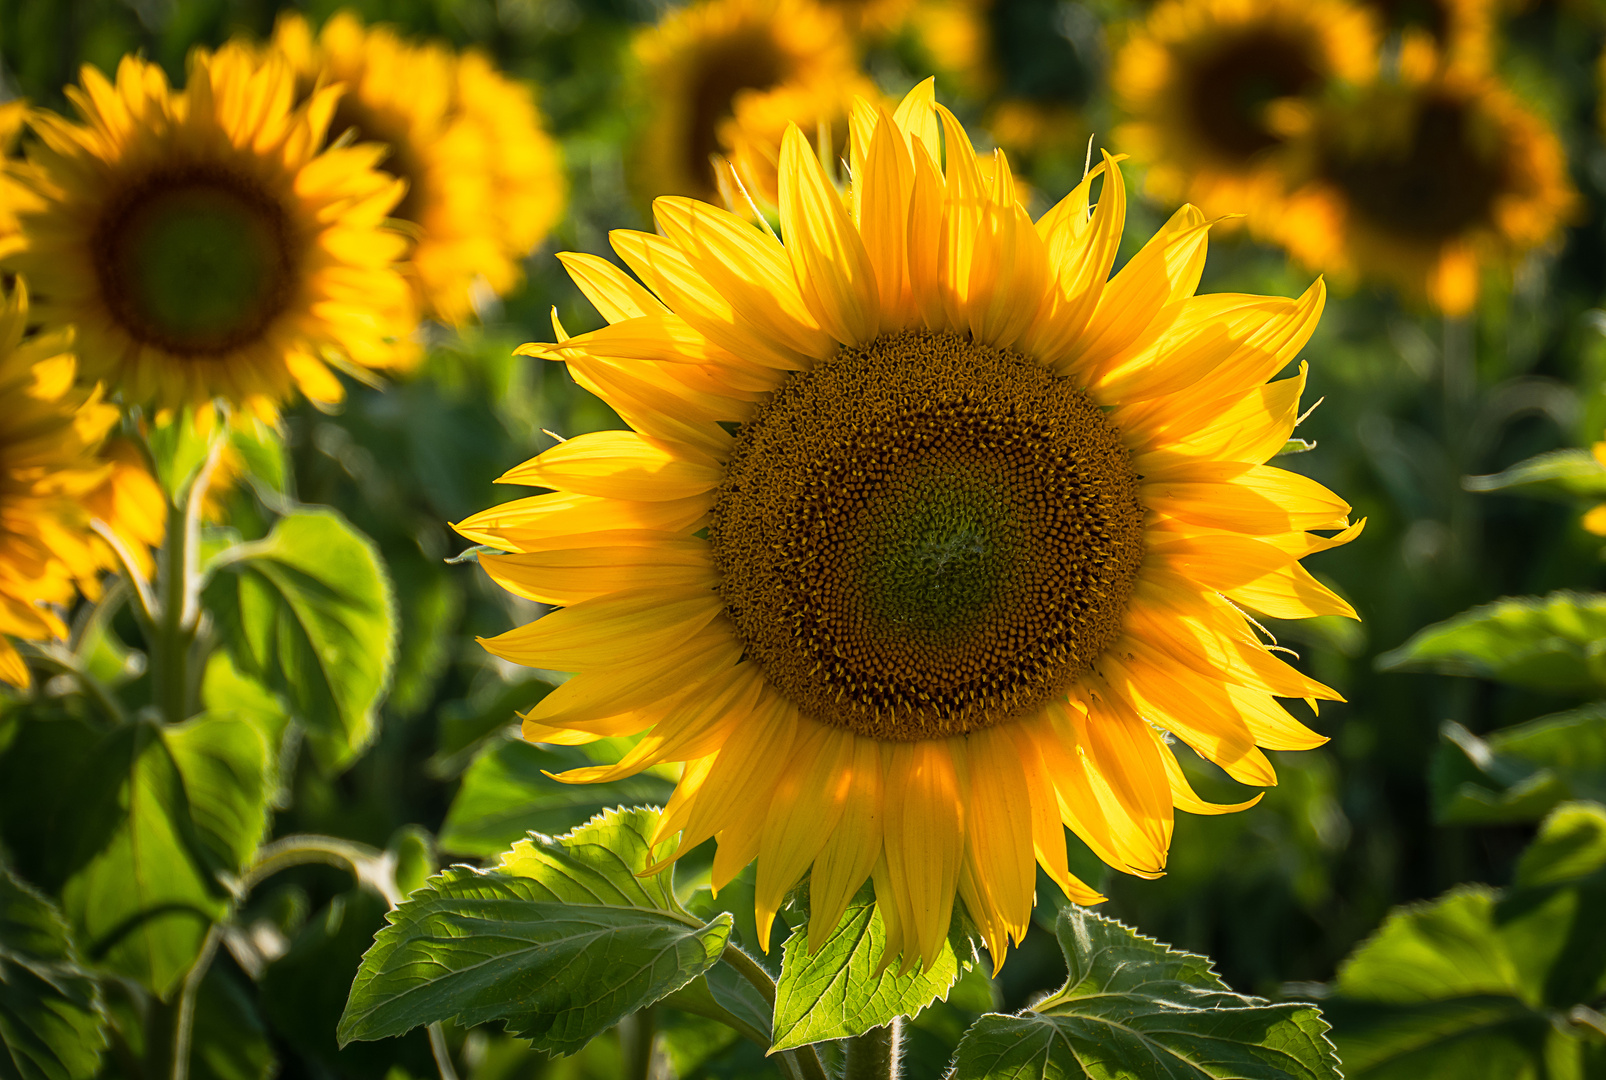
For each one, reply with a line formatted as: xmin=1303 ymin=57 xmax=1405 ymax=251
xmin=948 ymin=908 xmax=1340 ymax=1080
xmin=1325 ymin=802 xmax=1606 ymax=1078
xmin=770 ymin=888 xmax=972 ymax=1052
xmin=0 ymin=868 xmax=107 ymax=1080
xmin=1464 ymin=449 xmax=1606 ymax=500
xmin=1376 ymin=592 xmax=1606 ymax=695
xmin=339 ymin=808 xmax=730 ymax=1057
xmin=206 ymin=508 xmax=397 ymax=771
xmin=437 ymin=736 xmax=674 ymax=858
xmin=1432 ymin=709 xmax=1606 ymax=825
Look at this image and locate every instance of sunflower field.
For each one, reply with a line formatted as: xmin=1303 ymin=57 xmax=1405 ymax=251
xmin=1 ymin=0 xmax=1605 ymax=1077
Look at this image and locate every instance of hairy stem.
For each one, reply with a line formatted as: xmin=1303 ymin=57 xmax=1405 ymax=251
xmin=843 ymin=1018 xmax=901 ymax=1080
xmin=619 ymin=1005 xmax=657 ymax=1080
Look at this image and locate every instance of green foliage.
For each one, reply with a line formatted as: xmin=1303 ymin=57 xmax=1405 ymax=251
xmin=1433 ymin=709 xmax=1606 ymax=824
xmin=1324 ymin=802 xmax=1606 ymax=1079
xmin=206 ymin=508 xmax=397 ymax=771
xmin=438 ymin=736 xmax=675 ymax=857
xmin=187 ymin=966 xmax=274 ymax=1080
xmin=339 ymin=808 xmax=731 ymax=1056
xmin=769 ymin=888 xmax=971 ymax=1052
xmin=1463 ymin=448 xmax=1606 ymax=500
xmin=1376 ymin=592 xmax=1606 ymax=695
xmin=948 ymin=907 xmax=1340 ymax=1079
xmin=0 ymin=868 xmax=107 ymax=1080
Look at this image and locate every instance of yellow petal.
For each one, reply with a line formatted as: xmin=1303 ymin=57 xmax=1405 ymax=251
xmin=1150 ymin=730 xmax=1264 ymax=817
xmin=779 ymin=125 xmax=880 ymax=345
xmin=453 ymin=490 xmax=711 ymax=550
xmin=881 ymin=739 xmax=963 ymax=973
xmin=754 ymin=723 xmax=857 ymax=951
xmin=557 ymin=251 xmax=667 ymax=322
xmin=860 ymin=107 xmax=916 ymax=333
xmin=1024 ymin=152 xmax=1127 ymax=369
xmin=495 ymin=430 xmax=724 ymax=500
xmin=1144 ymin=462 xmax=1351 ymax=534
xmin=960 ymin=727 xmax=1037 ymax=968
xmin=478 ymin=586 xmax=721 ymax=670
xmin=806 ymin=733 xmax=886 ymax=948
xmin=479 ymin=537 xmax=718 ymax=607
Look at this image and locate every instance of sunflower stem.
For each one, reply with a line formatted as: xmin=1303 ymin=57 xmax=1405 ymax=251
xmin=427 ymin=1023 xmax=460 ymax=1080
xmin=170 ymin=922 xmax=222 ymax=1080
xmin=150 ymin=432 xmax=226 ymax=724
xmin=843 ymin=1019 xmax=901 ymax=1080
xmin=716 ymin=945 xmax=830 ymax=1080
xmin=618 ymin=1005 xmax=657 ymax=1080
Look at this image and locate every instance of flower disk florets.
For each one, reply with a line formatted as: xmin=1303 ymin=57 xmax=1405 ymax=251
xmin=711 ymin=329 xmax=1144 ymax=740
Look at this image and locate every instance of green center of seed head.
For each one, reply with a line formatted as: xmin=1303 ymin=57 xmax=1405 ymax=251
xmin=109 ymin=179 xmax=290 ymax=354
xmin=860 ymin=470 xmax=1011 ymax=635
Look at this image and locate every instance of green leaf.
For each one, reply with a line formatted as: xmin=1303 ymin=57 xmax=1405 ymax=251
xmin=0 ymin=868 xmax=107 ymax=1080
xmin=199 ymin=652 xmax=293 ymax=808
xmin=1464 ymin=449 xmax=1606 ymax=500
xmin=437 ymin=736 xmax=674 ymax=858
xmin=225 ymin=417 xmax=292 ymax=505
xmin=58 ymin=720 xmax=227 ymax=997
xmin=948 ymin=907 xmax=1340 ymax=1080
xmin=206 ymin=508 xmax=397 ymax=771
xmin=145 ymin=408 xmax=215 ymax=497
xmin=1277 ymin=438 xmax=1316 ymax=456
xmin=428 ymin=677 xmax=554 ymax=779
xmin=1432 ymin=710 xmax=1606 ymax=825
xmin=339 ymin=808 xmax=730 ymax=1057
xmin=770 ymin=889 xmax=970 ymax=1052
xmin=186 ymin=965 xmax=274 ymax=1080
xmin=165 ymin=715 xmax=271 ymax=876
xmin=1325 ymin=803 xmax=1606 ymax=1079
xmin=1375 ymin=592 xmax=1606 ymax=695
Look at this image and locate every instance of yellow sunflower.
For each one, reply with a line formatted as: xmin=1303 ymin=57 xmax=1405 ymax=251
xmin=632 ymin=0 xmax=862 ymax=203
xmin=272 ymin=13 xmax=564 ymax=325
xmin=720 ymin=74 xmax=887 ymax=209
xmin=1275 ymin=63 xmax=1576 ymax=315
xmin=0 ymin=100 xmax=31 ymax=254
xmin=1112 ymin=0 xmax=1379 ymax=230
xmin=0 ymin=281 xmax=134 ymax=689
xmin=2 ymin=45 xmax=417 ymax=418
xmin=818 ymin=0 xmax=917 ymax=34
xmin=460 ymin=82 xmax=1358 ymax=971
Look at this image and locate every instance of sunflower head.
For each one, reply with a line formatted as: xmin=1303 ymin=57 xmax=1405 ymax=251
xmin=632 ymin=0 xmax=861 ymax=202
xmin=464 ymin=82 xmax=1357 ymax=972
xmin=1113 ymin=0 xmax=1380 ymax=226
xmin=3 ymin=43 xmax=419 ymax=418
xmin=273 ymin=13 xmax=561 ymax=325
xmin=1276 ymin=66 xmax=1577 ymax=314
xmin=0 ymin=281 xmax=132 ymax=688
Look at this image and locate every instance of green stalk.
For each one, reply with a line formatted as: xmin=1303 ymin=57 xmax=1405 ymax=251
xmin=150 ymin=436 xmax=227 ymax=725
xmin=843 ymin=1019 xmax=901 ymax=1080
xmin=618 ymin=1005 xmax=657 ymax=1080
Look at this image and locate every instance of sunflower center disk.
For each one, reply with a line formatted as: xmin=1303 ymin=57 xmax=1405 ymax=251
xmin=98 ymin=173 xmax=292 ymax=355
xmin=710 ymin=329 xmax=1146 ymax=740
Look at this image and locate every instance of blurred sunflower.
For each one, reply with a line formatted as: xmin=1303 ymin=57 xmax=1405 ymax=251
xmin=720 ymin=73 xmax=886 ymax=207
xmin=632 ymin=0 xmax=862 ymax=203
xmin=1112 ymin=0 xmax=1379 ymax=229
xmin=272 ymin=13 xmax=564 ymax=326
xmin=911 ymin=0 xmax=1098 ymax=155
xmin=0 ymin=282 xmax=144 ymax=689
xmin=460 ymin=82 xmax=1358 ymax=970
xmin=2 ymin=45 xmax=417 ymax=418
xmin=0 ymin=100 xmax=31 ymax=253
xmin=1275 ymin=64 xmax=1575 ymax=315
xmin=817 ymin=0 xmax=916 ymax=34
xmin=1584 ymin=438 xmax=1606 ymax=535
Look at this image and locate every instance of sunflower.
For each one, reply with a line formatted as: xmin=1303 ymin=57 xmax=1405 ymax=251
xmin=632 ymin=0 xmax=862 ymax=203
xmin=1274 ymin=63 xmax=1576 ymax=315
xmin=459 ymin=82 xmax=1358 ymax=971
xmin=720 ymin=74 xmax=887 ymax=208
xmin=1112 ymin=0 xmax=1379 ymax=230
xmin=0 ymin=281 xmax=132 ymax=689
xmin=0 ymin=100 xmax=31 ymax=254
xmin=818 ymin=0 xmax=917 ymax=34
xmin=2 ymin=45 xmax=417 ymax=418
xmin=272 ymin=13 xmax=564 ymax=325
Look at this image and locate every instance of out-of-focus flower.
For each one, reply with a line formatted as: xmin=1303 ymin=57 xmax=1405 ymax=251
xmin=2 ymin=46 xmax=418 ymax=418
xmin=0 ymin=100 xmax=30 ymax=254
xmin=464 ymin=83 xmax=1358 ymax=972
xmin=817 ymin=0 xmax=917 ymax=34
xmin=1112 ymin=0 xmax=1379 ymax=230
xmin=272 ymin=12 xmax=565 ymax=326
xmin=1275 ymin=62 xmax=1576 ymax=315
xmin=1584 ymin=439 xmax=1606 ymax=535
xmin=721 ymin=74 xmax=887 ymax=207
xmin=0 ymin=282 xmax=140 ymax=689
xmin=633 ymin=0 xmax=863 ymax=203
